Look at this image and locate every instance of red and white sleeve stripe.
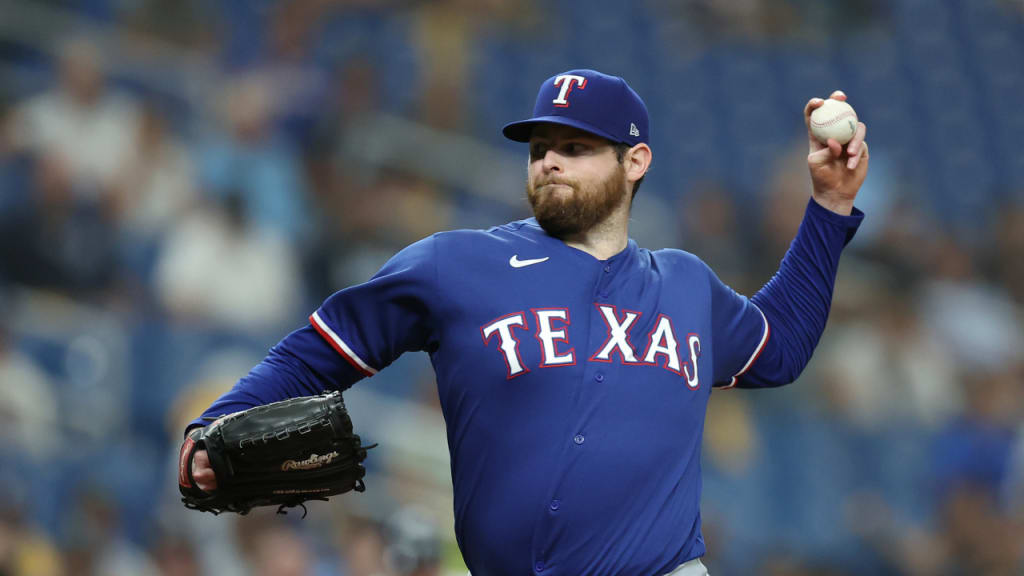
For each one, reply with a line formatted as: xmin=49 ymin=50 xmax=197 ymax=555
xmin=718 ymin=304 xmax=770 ymax=390
xmin=309 ymin=311 xmax=378 ymax=378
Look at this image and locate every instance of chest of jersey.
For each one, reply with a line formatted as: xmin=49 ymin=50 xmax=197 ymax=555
xmin=437 ymin=244 xmax=711 ymax=393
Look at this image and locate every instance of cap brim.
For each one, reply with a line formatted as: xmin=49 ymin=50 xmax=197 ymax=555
xmin=502 ymin=116 xmax=623 ymax=144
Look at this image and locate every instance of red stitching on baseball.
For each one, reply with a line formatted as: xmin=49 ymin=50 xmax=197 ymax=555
xmin=811 ymin=110 xmax=856 ymax=128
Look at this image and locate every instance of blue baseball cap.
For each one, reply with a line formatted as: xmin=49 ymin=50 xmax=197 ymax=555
xmin=503 ymin=69 xmax=649 ymax=146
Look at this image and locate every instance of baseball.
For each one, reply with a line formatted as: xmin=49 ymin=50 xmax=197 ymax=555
xmin=809 ymin=98 xmax=858 ymax=145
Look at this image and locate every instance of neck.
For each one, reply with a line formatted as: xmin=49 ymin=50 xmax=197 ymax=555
xmin=561 ymin=203 xmax=630 ymax=260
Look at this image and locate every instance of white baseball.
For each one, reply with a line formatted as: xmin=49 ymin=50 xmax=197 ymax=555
xmin=809 ymin=99 xmax=858 ymax=145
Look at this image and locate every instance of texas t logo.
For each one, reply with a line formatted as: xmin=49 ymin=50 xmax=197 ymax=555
xmin=552 ymin=74 xmax=587 ymax=107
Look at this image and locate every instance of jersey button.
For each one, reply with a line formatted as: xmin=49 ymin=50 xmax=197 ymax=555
xmin=603 ymin=265 xmax=612 ymax=273
xmin=573 ymin=434 xmax=585 ymax=445
xmin=549 ymin=499 xmax=561 ymax=511
xmin=535 ymin=561 xmax=545 ymax=572
xmin=594 ymin=373 xmax=604 ymax=382
xmin=599 ymin=292 xmax=609 ymax=299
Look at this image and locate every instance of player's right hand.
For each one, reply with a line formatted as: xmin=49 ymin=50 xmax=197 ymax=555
xmin=192 ymin=449 xmax=218 ymax=492
xmin=178 ymin=428 xmax=218 ymax=494
xmin=803 ymin=90 xmax=868 ymax=215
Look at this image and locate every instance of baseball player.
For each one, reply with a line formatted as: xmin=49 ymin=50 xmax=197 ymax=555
xmin=182 ymin=69 xmax=868 ymax=575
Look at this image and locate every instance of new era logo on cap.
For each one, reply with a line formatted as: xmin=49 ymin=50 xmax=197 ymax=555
xmin=503 ymin=69 xmax=649 ymax=147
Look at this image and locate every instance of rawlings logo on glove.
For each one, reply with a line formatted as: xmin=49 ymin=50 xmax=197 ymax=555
xmin=178 ymin=392 xmax=374 ymax=516
xmin=282 ymin=452 xmax=340 ymax=471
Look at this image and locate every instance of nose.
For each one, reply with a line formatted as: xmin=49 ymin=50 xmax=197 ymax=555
xmin=541 ymin=149 xmax=562 ymax=173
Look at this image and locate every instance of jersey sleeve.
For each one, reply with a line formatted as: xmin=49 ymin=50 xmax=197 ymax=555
xmin=723 ymin=197 xmax=864 ymax=389
xmin=186 ymin=235 xmax=440 ymax=432
xmin=309 ymin=234 xmax=440 ymax=377
xmin=708 ymin=266 xmax=771 ymax=388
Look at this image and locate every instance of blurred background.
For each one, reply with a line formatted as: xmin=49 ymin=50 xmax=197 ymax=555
xmin=0 ymin=0 xmax=1022 ymax=574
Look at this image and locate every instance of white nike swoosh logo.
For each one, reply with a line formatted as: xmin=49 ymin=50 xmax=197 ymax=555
xmin=509 ymin=255 xmax=550 ymax=268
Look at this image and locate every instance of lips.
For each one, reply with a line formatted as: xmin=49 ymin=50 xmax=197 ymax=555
xmin=538 ymin=180 xmax=575 ymax=190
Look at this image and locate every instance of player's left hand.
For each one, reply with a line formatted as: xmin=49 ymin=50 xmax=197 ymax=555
xmin=805 ymin=91 xmax=868 ymax=216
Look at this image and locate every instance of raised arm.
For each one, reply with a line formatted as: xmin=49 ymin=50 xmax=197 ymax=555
xmin=714 ymin=91 xmax=869 ymax=389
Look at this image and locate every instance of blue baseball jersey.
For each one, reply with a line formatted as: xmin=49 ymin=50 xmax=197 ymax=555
xmin=193 ymin=198 xmax=863 ymax=575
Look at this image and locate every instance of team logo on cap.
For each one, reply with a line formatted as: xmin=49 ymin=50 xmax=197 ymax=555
xmin=552 ymin=74 xmax=587 ymax=107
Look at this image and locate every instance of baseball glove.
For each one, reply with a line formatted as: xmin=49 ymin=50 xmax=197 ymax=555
xmin=178 ymin=391 xmax=374 ymax=516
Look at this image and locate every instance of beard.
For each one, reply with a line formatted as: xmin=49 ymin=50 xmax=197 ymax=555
xmin=527 ymin=163 xmax=627 ymax=238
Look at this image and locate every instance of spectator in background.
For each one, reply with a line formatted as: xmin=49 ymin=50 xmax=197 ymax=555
xmin=305 ymin=56 xmax=383 ymax=298
xmin=912 ymin=368 xmax=1023 ymax=575
xmin=262 ymin=0 xmax=332 ymax=147
xmin=335 ymin=514 xmax=388 ymax=576
xmin=932 ymin=370 xmax=1021 ymax=506
xmin=0 ymin=99 xmax=32 ymax=214
xmin=0 ymin=505 xmax=63 ymax=576
xmin=244 ymin=522 xmax=313 ymax=576
xmin=413 ymin=0 xmax=538 ymax=131
xmin=918 ymin=232 xmax=1023 ymax=374
xmin=196 ymin=73 xmax=309 ymax=246
xmin=304 ymin=58 xmax=452 ymax=294
xmin=7 ymin=35 xmax=140 ymax=205
xmin=113 ymin=103 xmax=198 ymax=280
xmin=1 ymin=35 xmax=137 ymax=296
xmin=842 ymin=301 xmax=1022 ymax=575
xmin=63 ymin=491 xmax=160 ymax=576
xmin=0 ymin=311 xmax=60 ymax=460
xmin=149 ymin=536 xmax=199 ymax=576
xmin=1005 ymin=399 xmax=1024 ymax=562
xmin=755 ymin=142 xmax=819 ymax=278
xmin=116 ymin=0 xmax=217 ymax=51
xmin=333 ymin=171 xmax=451 ymax=284
xmin=412 ymin=0 xmax=474 ymax=132
xmin=655 ymin=0 xmax=879 ymax=44
xmin=676 ymin=181 xmax=756 ymax=294
xmin=0 ymin=152 xmax=118 ymax=295
xmin=154 ymin=192 xmax=302 ymax=332
xmin=382 ymin=507 xmax=442 ymax=576
xmin=937 ymin=483 xmax=1021 ymax=576
xmin=812 ymin=271 xmax=960 ymax=429
xmin=993 ymin=205 xmax=1024 ymax=306
xmin=309 ymin=61 xmax=455 ymax=292
xmin=757 ymin=555 xmax=851 ymax=576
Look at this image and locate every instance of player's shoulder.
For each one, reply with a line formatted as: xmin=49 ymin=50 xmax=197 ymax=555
xmin=431 ymin=218 xmax=549 ymax=251
xmin=647 ymin=246 xmax=714 ymax=274
xmin=435 ymin=218 xmax=543 ymax=239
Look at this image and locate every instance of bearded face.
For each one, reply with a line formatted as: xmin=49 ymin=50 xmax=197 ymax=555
xmin=527 ymin=160 xmax=628 ymax=238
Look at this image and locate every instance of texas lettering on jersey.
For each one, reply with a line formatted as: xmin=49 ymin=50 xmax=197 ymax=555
xmin=481 ymin=305 xmax=701 ymax=387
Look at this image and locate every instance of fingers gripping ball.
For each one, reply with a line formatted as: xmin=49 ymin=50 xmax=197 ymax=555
xmin=810 ymin=99 xmax=858 ymax=145
xmin=178 ymin=392 xmax=375 ymax=516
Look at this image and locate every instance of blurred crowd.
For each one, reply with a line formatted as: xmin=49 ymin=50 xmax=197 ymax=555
xmin=0 ymin=1 xmax=1022 ymax=575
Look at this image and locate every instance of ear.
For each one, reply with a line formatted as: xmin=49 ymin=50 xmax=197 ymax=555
xmin=625 ymin=143 xmax=652 ymax=184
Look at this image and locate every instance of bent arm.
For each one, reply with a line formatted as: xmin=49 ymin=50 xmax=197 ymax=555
xmin=183 ymin=235 xmax=441 ymax=434
xmin=186 ymin=324 xmax=367 ymax=431
xmin=735 ymin=197 xmax=863 ymax=388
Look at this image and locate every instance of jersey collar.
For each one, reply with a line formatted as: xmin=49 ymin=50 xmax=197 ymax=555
xmin=519 ymin=218 xmax=641 ymax=271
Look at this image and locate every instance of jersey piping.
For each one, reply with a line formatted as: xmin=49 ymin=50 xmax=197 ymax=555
xmin=310 ymin=310 xmax=378 ymax=377
xmin=719 ymin=303 xmax=770 ymax=389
